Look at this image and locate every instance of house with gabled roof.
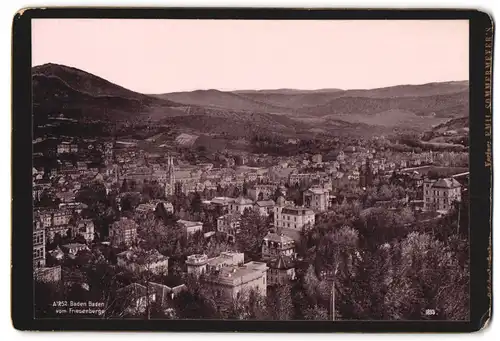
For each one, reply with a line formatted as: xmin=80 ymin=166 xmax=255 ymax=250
xmin=423 ymin=177 xmax=462 ymax=213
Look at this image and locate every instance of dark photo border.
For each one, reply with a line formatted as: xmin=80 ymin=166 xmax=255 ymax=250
xmin=11 ymin=7 xmax=493 ymax=332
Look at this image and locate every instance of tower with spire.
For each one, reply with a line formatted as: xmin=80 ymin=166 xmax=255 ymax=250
xmin=165 ymin=155 xmax=176 ymax=197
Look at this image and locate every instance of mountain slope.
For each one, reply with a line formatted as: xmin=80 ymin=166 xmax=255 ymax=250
xmin=234 ymin=81 xmax=469 ymax=111
xmin=154 ymin=89 xmax=289 ymax=113
xmin=32 ymin=63 xmax=469 ymax=139
xmin=297 ymin=91 xmax=468 ymax=118
xmin=33 ymin=63 xmax=178 ymax=106
xmin=32 ymin=63 xmax=185 ymax=123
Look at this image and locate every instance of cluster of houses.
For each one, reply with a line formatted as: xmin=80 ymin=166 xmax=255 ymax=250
xmin=183 ymin=229 xmax=297 ymax=303
xmin=32 ymin=135 xmax=469 ymax=316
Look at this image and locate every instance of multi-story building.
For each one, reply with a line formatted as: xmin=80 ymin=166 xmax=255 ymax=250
xmin=267 ymin=255 xmax=296 ymax=286
xmin=186 ymin=251 xmax=244 ymax=278
xmin=186 ymin=254 xmax=210 ymax=277
xmin=228 ymin=197 xmax=254 ymax=215
xmin=56 ymin=141 xmax=79 ymax=154
xmin=211 ymin=197 xmax=234 ymax=214
xmin=274 ymin=196 xmax=315 ymax=231
xmin=248 ymin=184 xmax=277 ymax=202
xmin=36 ymin=208 xmax=73 ymax=228
xmin=217 ymin=213 xmax=241 ymax=241
xmin=46 ymin=225 xmax=72 ymax=243
xmin=288 ymin=172 xmax=329 ymax=186
xmin=35 ymin=208 xmax=75 ymax=242
xmin=109 ymin=217 xmax=138 ymax=246
xmin=261 ymin=231 xmax=295 ymax=261
xmin=254 ymin=200 xmax=275 ymax=216
xmin=56 ymin=141 xmax=70 ymax=154
xmin=177 ymin=219 xmax=203 ymax=236
xmin=117 ymin=248 xmax=169 ymax=275
xmin=303 ymin=187 xmax=331 ymax=212
xmin=33 ymin=218 xmax=46 ymax=268
xmin=202 ymin=261 xmax=268 ymax=300
xmin=423 ymin=178 xmax=462 ymax=212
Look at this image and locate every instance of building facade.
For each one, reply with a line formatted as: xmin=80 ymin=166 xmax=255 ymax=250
xmin=33 ymin=218 xmax=46 ymax=268
xmin=274 ymin=196 xmax=315 ymax=231
xmin=177 ymin=219 xmax=203 ymax=236
xmin=303 ymin=187 xmax=331 ymax=212
xmin=254 ymin=200 xmax=275 ymax=216
xmin=117 ymin=248 xmax=169 ymax=275
xmin=423 ymin=178 xmax=462 ymax=212
xmin=267 ymin=255 xmax=296 ymax=286
xmin=228 ymin=197 xmax=254 ymax=214
xmin=109 ymin=217 xmax=138 ymax=246
xmin=261 ymin=231 xmax=295 ymax=261
xmin=217 ymin=213 xmax=241 ymax=241
xmin=202 ymin=261 xmax=268 ymax=300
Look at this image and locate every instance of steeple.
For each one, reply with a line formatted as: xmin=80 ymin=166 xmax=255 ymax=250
xmin=165 ymin=155 xmax=176 ymax=196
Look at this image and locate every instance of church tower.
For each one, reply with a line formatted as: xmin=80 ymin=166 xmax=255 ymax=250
xmin=359 ymin=159 xmax=373 ymax=188
xmin=165 ymin=156 xmax=176 ymax=196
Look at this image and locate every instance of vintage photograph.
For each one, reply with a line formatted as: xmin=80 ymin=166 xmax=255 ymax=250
xmin=31 ymin=19 xmax=470 ymax=321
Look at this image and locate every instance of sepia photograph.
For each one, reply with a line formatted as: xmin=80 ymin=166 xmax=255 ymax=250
xmin=30 ymin=18 xmax=471 ymax=322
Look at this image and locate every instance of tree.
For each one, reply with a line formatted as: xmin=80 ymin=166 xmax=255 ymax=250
xmin=236 ymin=209 xmax=269 ymax=260
xmin=242 ymin=181 xmax=249 ymax=197
xmin=273 ymin=187 xmax=284 ymax=201
xmin=76 ymin=182 xmax=107 ymax=207
xmin=266 ymin=284 xmax=293 ymax=320
xmin=121 ymin=179 xmax=129 ymax=193
xmin=304 ymin=305 xmax=329 ymax=320
xmin=120 ymin=192 xmax=142 ymax=212
xmin=383 ymin=232 xmax=469 ymax=320
xmin=37 ymin=190 xmax=61 ymax=208
xmin=314 ymin=226 xmax=359 ymax=278
xmin=191 ymin=191 xmax=202 ymax=214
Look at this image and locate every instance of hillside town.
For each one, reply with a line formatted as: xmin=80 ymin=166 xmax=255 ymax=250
xmin=33 ymin=133 xmax=470 ymax=320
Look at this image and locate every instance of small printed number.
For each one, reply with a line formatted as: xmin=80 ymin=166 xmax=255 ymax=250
xmin=425 ymin=309 xmax=436 ymax=316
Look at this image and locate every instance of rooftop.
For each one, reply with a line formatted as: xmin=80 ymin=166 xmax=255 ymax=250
xmin=117 ymin=248 xmax=168 ymax=264
xmin=177 ymin=219 xmax=203 ymax=228
xmin=432 ymin=178 xmax=462 ymax=189
xmin=206 ymin=251 xmax=244 ymax=268
xmin=205 ymin=261 xmax=268 ymax=286
xmin=211 ymin=197 xmax=234 ymax=205
xmin=112 ymin=217 xmax=138 ymax=230
xmin=256 ymin=200 xmax=275 ymax=207
xmin=61 ymin=243 xmax=88 ymax=250
xmin=268 ymin=255 xmax=295 ymax=270
xmin=305 ymin=187 xmax=329 ymax=195
xmin=263 ymin=231 xmax=294 ymax=244
xmin=281 ymin=207 xmax=315 ymax=216
xmin=234 ymin=197 xmax=254 ymax=205
xmin=186 ymin=254 xmax=209 ymax=265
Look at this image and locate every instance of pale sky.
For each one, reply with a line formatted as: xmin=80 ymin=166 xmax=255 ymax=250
xmin=32 ymin=19 xmax=469 ymax=94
